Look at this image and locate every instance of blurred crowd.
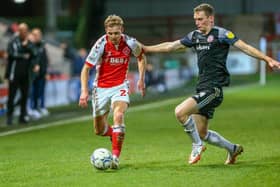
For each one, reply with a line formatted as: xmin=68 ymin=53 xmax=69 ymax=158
xmin=0 ymin=22 xmax=90 ymax=126
xmin=2 ymin=22 xmax=49 ymax=125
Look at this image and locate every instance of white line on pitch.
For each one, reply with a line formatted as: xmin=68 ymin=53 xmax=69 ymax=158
xmin=0 ymin=83 xmax=257 ymax=137
xmin=0 ymin=97 xmax=182 ymax=137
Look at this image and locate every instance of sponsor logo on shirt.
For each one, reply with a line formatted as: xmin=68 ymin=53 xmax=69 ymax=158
xmin=109 ymin=57 xmax=128 ymax=64
xmin=196 ymin=44 xmax=210 ymax=50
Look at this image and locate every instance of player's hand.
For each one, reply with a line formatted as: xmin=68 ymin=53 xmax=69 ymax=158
xmin=137 ymin=80 xmax=146 ymax=97
xmin=23 ymin=53 xmax=30 ymax=59
xmin=267 ymin=58 xmax=280 ymax=70
xmin=33 ymin=64 xmax=40 ymax=73
xmin=79 ymin=91 xmax=89 ymax=108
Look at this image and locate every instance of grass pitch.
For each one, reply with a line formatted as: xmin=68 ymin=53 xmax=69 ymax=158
xmin=0 ymin=77 xmax=279 ymax=187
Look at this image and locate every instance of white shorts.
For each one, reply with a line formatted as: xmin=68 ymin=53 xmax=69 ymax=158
xmin=91 ymin=82 xmax=130 ymax=117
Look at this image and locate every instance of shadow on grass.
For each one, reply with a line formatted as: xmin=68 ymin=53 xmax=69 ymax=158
xmin=118 ymin=156 xmax=280 ymax=171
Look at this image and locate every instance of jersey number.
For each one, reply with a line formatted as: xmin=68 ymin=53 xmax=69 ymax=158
xmin=120 ymin=89 xmax=127 ymax=96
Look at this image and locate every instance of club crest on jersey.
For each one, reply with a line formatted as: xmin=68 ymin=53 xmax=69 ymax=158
xmin=122 ymin=47 xmax=131 ymax=56
xmin=207 ymin=35 xmax=214 ymax=42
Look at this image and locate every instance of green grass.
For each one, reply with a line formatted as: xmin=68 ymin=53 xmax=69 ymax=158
xmin=0 ymin=76 xmax=280 ymax=187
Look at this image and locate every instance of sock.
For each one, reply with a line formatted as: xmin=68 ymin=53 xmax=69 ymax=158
xmin=204 ymin=130 xmax=235 ymax=152
xmin=102 ymin=124 xmax=112 ymax=137
xmin=183 ymin=116 xmax=202 ymax=146
xmin=112 ymin=125 xmax=125 ymax=157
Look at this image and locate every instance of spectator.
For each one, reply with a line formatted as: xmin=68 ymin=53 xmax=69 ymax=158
xmin=5 ymin=23 xmax=38 ymax=125
xmin=30 ymin=28 xmax=49 ymax=117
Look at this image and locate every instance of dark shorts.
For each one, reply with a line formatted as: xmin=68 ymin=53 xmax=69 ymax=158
xmin=192 ymin=87 xmax=223 ymax=119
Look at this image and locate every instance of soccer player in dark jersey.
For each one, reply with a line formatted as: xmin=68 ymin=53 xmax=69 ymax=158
xmin=143 ymin=3 xmax=280 ymax=165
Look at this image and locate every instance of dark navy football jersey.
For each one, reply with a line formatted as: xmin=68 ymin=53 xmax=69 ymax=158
xmin=180 ymin=26 xmax=238 ymax=90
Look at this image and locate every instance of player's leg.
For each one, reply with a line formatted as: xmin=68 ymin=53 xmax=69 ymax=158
xmin=174 ymin=97 xmax=205 ymax=164
xmin=91 ymin=87 xmax=112 ymax=137
xmin=202 ymin=127 xmax=243 ymax=164
xmin=194 ymin=87 xmax=243 ymax=164
xmin=110 ymin=82 xmax=130 ymax=169
xmin=93 ymin=112 xmax=112 ymax=137
xmin=110 ymin=101 xmax=128 ymax=169
xmin=194 ymin=106 xmax=235 ymax=152
xmin=184 ymin=113 xmax=207 ymax=164
xmin=175 ymin=97 xmax=202 ymax=146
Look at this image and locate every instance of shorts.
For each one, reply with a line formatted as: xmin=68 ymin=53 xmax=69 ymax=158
xmin=91 ymin=82 xmax=130 ymax=117
xmin=192 ymin=87 xmax=223 ymax=119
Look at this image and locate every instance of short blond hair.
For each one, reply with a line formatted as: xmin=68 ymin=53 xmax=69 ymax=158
xmin=194 ymin=3 xmax=215 ymax=17
xmin=104 ymin=15 xmax=124 ymax=28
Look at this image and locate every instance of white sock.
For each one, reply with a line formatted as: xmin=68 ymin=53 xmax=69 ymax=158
xmin=183 ymin=116 xmax=202 ymax=146
xmin=204 ymin=130 xmax=235 ymax=152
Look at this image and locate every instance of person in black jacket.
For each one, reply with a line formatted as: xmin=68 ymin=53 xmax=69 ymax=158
xmin=30 ymin=28 xmax=49 ymax=117
xmin=5 ymin=23 xmax=38 ymax=125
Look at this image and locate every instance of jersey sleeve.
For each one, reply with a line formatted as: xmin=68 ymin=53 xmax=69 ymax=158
xmin=218 ymin=28 xmax=239 ymax=45
xmin=125 ymin=35 xmax=142 ymax=57
xmin=85 ymin=35 xmax=106 ymax=67
xmin=180 ymin=31 xmax=195 ymax=47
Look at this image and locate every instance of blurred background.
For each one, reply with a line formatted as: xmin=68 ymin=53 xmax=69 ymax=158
xmin=0 ymin=0 xmax=279 ymax=121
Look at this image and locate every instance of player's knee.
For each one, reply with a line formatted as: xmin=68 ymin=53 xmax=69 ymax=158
xmin=94 ymin=129 xmax=103 ymax=136
xmin=174 ymin=106 xmax=187 ymax=123
xmin=199 ymin=130 xmax=207 ymax=139
xmin=174 ymin=106 xmax=181 ymax=118
xmin=197 ymin=128 xmax=207 ymax=139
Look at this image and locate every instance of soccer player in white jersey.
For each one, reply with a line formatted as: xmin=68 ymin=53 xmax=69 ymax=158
xmin=143 ymin=3 xmax=280 ymax=165
xmin=79 ymin=15 xmax=146 ymax=169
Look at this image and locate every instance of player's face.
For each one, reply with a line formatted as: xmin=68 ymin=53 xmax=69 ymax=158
xmin=106 ymin=25 xmax=123 ymax=45
xmin=194 ymin=11 xmax=214 ymax=34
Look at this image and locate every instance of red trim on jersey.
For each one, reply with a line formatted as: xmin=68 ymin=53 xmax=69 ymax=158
xmin=85 ymin=61 xmax=94 ymax=67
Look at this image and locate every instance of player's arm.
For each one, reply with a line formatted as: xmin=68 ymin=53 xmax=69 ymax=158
xmin=79 ymin=63 xmax=91 ymax=108
xmin=234 ymin=39 xmax=280 ymax=70
xmin=143 ymin=40 xmax=186 ymax=53
xmin=79 ymin=36 xmax=105 ymax=107
xmin=137 ymin=53 xmax=146 ymax=97
xmin=134 ymin=42 xmax=146 ymax=97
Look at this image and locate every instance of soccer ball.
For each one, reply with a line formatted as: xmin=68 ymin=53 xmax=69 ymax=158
xmin=90 ymin=148 xmax=113 ymax=170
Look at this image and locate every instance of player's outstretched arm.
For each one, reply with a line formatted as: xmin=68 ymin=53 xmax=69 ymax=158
xmin=143 ymin=40 xmax=186 ymax=53
xmin=137 ymin=54 xmax=146 ymax=97
xmin=133 ymin=42 xmax=146 ymax=97
xmin=79 ymin=64 xmax=91 ymax=108
xmin=137 ymin=50 xmax=147 ymax=97
xmin=234 ymin=39 xmax=280 ymax=70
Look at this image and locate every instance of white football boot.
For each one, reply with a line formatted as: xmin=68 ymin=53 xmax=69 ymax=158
xmin=110 ymin=155 xmax=120 ymax=169
xmin=225 ymin=144 xmax=243 ymax=165
xmin=188 ymin=144 xmax=206 ymax=164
